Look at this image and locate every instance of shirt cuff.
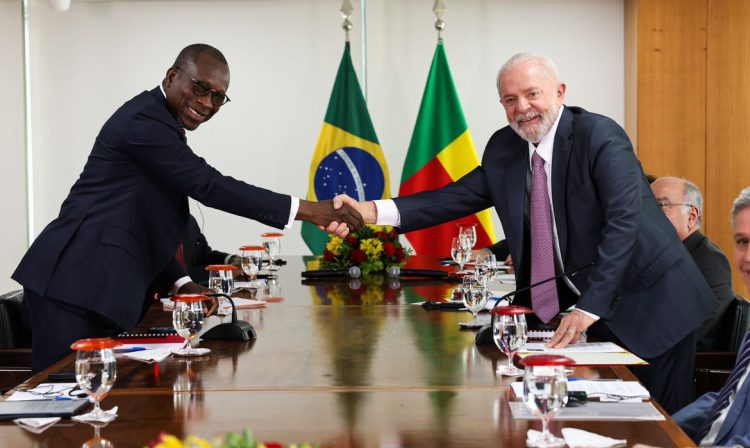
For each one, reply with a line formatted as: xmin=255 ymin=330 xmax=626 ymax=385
xmin=285 ymin=197 xmax=300 ymax=229
xmin=572 ymin=307 xmax=600 ymax=322
xmin=223 ymin=254 xmax=238 ymax=264
xmin=172 ymin=276 xmax=192 ymax=294
xmin=374 ymin=199 xmax=400 ymax=226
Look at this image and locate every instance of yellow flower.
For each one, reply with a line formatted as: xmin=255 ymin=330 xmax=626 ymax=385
xmin=359 ymin=238 xmax=383 ymax=258
xmin=150 ymin=434 xmax=188 ymax=448
xmin=326 ymin=236 xmax=343 ymax=255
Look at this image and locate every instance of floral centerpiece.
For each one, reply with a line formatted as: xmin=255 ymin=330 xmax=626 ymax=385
xmin=149 ymin=430 xmax=316 ymax=448
xmin=322 ymin=225 xmax=410 ymax=275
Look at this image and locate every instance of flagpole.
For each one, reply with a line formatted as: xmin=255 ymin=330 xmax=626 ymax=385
xmin=433 ymin=0 xmax=446 ymax=43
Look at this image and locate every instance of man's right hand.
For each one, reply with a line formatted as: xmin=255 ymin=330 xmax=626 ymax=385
xmin=332 ymin=194 xmax=378 ymax=225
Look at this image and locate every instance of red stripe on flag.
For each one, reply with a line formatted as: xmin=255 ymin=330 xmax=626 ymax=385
xmin=399 ymin=159 xmax=493 ymax=256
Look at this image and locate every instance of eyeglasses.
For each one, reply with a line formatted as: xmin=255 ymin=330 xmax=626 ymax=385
xmin=173 ymin=66 xmax=230 ymax=107
xmin=657 ymin=201 xmax=694 ymax=211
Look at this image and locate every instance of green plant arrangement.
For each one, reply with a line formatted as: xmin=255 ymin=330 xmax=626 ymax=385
xmin=321 ymin=225 xmax=410 ymax=275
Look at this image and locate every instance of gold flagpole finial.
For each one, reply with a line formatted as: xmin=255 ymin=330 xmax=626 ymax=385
xmin=433 ymin=0 xmax=446 ymax=42
xmin=340 ymin=0 xmax=354 ymax=41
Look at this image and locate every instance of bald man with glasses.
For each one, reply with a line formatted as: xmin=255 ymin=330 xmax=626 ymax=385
xmin=651 ymin=176 xmax=734 ymax=351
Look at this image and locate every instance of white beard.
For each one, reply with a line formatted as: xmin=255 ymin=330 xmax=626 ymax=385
xmin=509 ymin=103 xmax=559 ymax=144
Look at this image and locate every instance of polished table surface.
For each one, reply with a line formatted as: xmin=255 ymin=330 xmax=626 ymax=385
xmin=0 ymin=256 xmax=695 ymax=447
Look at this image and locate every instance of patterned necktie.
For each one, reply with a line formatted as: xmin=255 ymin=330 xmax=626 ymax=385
xmin=697 ymin=332 xmax=750 ymax=441
xmin=529 ymin=151 xmax=559 ymax=323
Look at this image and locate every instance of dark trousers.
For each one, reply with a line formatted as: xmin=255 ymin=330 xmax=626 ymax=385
xmin=590 ymin=321 xmax=696 ymax=414
xmin=25 ymin=288 xmax=122 ymax=374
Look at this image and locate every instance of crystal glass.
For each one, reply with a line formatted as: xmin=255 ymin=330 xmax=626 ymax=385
xmin=522 ymin=357 xmax=570 ymax=448
xmin=70 ymin=338 xmax=119 ymax=422
xmin=261 ymin=232 xmax=283 ymax=272
xmin=474 ymin=252 xmax=497 ymax=286
xmin=457 ymin=223 xmax=477 ymax=249
xmin=82 ymin=422 xmax=114 ymax=448
xmin=239 ymin=245 xmax=264 ymax=289
xmin=461 ymin=275 xmax=488 ymax=326
xmin=172 ymin=294 xmax=210 ymax=356
xmin=451 ymin=236 xmax=471 ymax=273
xmin=492 ymin=308 xmax=529 ymax=376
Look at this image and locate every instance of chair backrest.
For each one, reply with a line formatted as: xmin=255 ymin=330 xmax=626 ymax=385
xmin=721 ymin=296 xmax=750 ymax=352
xmin=0 ymin=290 xmax=31 ymax=349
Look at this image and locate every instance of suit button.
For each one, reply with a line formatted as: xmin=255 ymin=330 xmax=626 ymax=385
xmin=173 ymin=241 xmax=180 ymax=247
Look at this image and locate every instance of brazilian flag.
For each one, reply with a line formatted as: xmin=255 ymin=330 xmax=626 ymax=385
xmin=302 ymin=42 xmax=390 ymax=255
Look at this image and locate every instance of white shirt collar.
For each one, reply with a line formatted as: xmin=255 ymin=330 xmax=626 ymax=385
xmin=159 ymin=84 xmax=166 ymax=98
xmin=528 ymin=105 xmax=565 ymax=166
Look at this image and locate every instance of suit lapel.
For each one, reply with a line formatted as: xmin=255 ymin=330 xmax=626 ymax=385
xmin=505 ymin=142 xmax=528 ymax=268
xmin=551 ymin=108 xmax=574 ymax=262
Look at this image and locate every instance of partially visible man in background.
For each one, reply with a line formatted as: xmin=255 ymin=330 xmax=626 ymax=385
xmin=651 ymin=176 xmax=734 ymax=351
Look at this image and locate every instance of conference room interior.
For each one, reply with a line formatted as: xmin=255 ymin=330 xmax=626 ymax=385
xmin=2 ymin=0 xmax=750 ymax=447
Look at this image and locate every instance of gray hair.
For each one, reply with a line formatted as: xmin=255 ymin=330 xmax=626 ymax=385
xmin=682 ymin=179 xmax=703 ymax=227
xmin=732 ymin=186 xmax=750 ymax=228
xmin=496 ymin=53 xmax=561 ymax=91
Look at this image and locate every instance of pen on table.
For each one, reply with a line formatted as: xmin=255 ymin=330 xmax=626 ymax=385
xmin=114 ymin=347 xmax=147 ymax=353
xmin=54 ymin=396 xmax=72 ymax=400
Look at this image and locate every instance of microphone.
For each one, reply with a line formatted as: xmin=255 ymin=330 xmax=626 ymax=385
xmin=200 ymin=292 xmax=257 ymax=341
xmin=474 ymin=262 xmax=594 ymax=345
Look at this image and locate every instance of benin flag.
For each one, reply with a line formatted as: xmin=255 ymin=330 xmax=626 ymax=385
xmin=302 ymin=42 xmax=391 ymax=255
xmin=399 ymin=41 xmax=495 ymax=256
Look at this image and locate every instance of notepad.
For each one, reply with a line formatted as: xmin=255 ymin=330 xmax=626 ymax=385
xmin=0 ymin=400 xmax=89 ymax=420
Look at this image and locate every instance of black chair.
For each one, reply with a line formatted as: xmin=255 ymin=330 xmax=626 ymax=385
xmin=0 ymin=290 xmax=32 ymax=393
xmin=694 ymin=296 xmax=750 ymax=396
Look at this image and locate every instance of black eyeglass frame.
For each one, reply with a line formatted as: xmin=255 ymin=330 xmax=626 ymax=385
xmin=173 ymin=66 xmax=231 ymax=107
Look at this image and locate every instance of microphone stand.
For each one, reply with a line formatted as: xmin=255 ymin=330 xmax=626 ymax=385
xmin=474 ymin=262 xmax=594 ymax=345
xmin=201 ymin=292 xmax=257 ymax=341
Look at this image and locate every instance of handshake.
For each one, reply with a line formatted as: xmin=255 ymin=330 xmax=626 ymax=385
xmin=296 ymin=194 xmax=378 ymax=237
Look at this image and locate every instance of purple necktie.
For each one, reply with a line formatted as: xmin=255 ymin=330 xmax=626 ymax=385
xmin=697 ymin=332 xmax=750 ymax=441
xmin=530 ymin=151 xmax=559 ymax=323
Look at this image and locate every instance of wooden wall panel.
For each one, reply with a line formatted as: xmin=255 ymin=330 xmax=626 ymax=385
xmin=706 ymin=0 xmax=750 ymax=296
xmin=636 ymin=0 xmax=707 ymax=189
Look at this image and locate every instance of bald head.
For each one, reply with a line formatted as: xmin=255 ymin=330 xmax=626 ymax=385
xmin=651 ymin=176 xmax=702 ymax=240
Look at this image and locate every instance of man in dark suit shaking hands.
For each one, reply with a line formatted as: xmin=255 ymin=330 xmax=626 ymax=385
xmin=334 ymin=53 xmax=714 ymax=413
xmin=13 ymin=43 xmax=362 ymax=373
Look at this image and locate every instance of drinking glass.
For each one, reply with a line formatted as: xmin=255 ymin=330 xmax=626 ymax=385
xmin=261 ymin=232 xmax=283 ymax=272
xmin=491 ymin=305 xmax=530 ymax=376
xmin=70 ymin=338 xmax=120 ymax=422
xmin=171 ymin=294 xmax=210 ymax=356
xmin=451 ymin=237 xmax=471 ymax=273
xmin=474 ymin=252 xmax=497 ymax=285
xmin=521 ymin=354 xmax=573 ymax=448
xmin=82 ymin=422 xmax=114 ymax=448
xmin=457 ymin=223 xmax=477 ymax=249
xmin=239 ymin=245 xmax=264 ymax=289
xmin=461 ymin=275 xmax=488 ymax=327
xmin=207 ymin=264 xmax=236 ymax=313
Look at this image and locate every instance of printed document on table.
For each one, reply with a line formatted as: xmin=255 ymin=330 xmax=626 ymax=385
xmin=521 ymin=342 xmax=627 ymax=353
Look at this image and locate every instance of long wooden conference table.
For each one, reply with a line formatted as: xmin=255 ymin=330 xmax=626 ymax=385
xmin=0 ymin=256 xmax=695 ymax=447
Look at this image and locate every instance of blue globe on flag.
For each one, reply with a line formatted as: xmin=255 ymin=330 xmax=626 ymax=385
xmin=313 ymin=146 xmax=385 ymax=201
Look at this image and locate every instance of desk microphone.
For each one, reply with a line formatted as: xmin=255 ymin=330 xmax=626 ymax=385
xmin=474 ymin=262 xmax=594 ymax=345
xmin=201 ymin=293 xmax=257 ymax=341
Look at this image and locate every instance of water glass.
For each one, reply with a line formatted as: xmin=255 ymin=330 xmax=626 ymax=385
xmin=239 ymin=245 xmax=264 ymax=288
xmin=521 ymin=354 xmax=573 ymax=448
xmin=70 ymin=338 xmax=120 ymax=422
xmin=490 ymin=305 xmax=531 ymax=376
xmin=261 ymin=232 xmax=283 ymax=271
xmin=451 ymin=237 xmax=471 ymax=273
xmin=172 ymin=294 xmax=210 ymax=356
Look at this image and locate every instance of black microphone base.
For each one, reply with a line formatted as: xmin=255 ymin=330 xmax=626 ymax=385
xmin=202 ymin=320 xmax=257 ymax=341
xmin=474 ymin=325 xmax=493 ymax=345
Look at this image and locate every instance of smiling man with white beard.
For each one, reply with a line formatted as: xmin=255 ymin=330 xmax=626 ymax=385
xmin=334 ymin=52 xmax=714 ymax=413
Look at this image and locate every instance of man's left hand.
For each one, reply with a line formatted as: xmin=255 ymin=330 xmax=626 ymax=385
xmin=545 ymin=309 xmax=595 ymax=349
xmin=177 ymin=281 xmax=219 ymax=317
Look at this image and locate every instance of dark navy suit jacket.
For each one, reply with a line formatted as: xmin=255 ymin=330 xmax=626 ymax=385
xmin=394 ymin=106 xmax=714 ymax=358
xmin=13 ymin=87 xmax=290 ymax=329
xmin=673 ymin=333 xmax=750 ymax=446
